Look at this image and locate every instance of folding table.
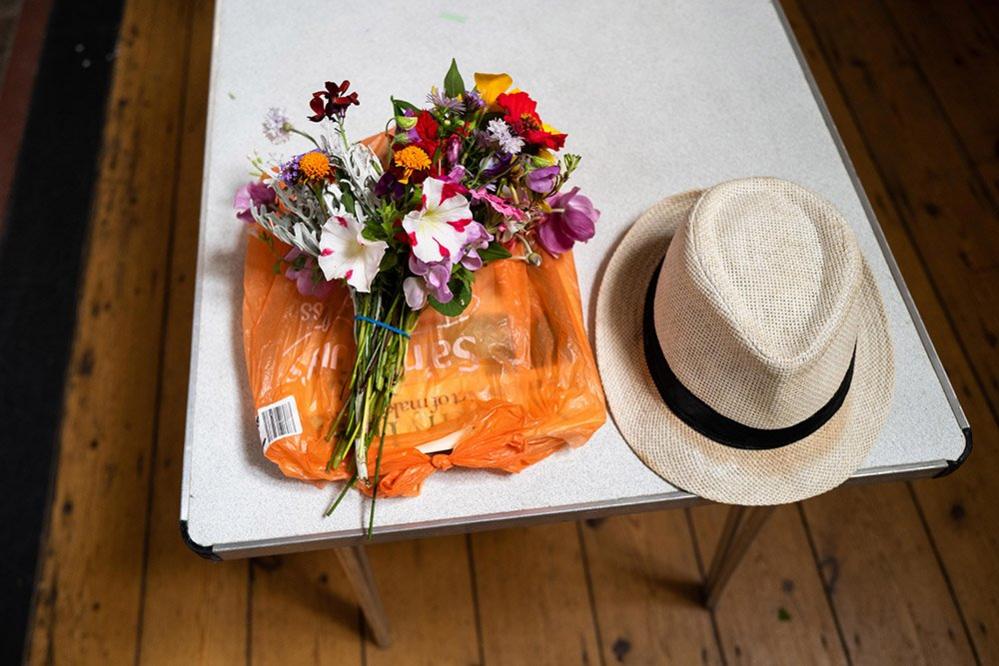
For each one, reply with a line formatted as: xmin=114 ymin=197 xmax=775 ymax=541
xmin=181 ymin=0 xmax=971 ymax=646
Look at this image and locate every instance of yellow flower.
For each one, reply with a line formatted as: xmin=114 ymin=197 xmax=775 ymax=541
xmin=474 ymin=72 xmax=513 ymax=109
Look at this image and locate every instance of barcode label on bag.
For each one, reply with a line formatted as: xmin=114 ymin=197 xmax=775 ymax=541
xmin=256 ymin=396 xmax=303 ymax=451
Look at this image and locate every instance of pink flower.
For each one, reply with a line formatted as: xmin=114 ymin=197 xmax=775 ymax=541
xmin=536 ymin=187 xmax=598 ymax=254
xmin=470 ymin=187 xmax=525 ymax=221
xmin=233 ymin=181 xmax=276 ymax=223
xmin=283 ymin=249 xmax=336 ymax=300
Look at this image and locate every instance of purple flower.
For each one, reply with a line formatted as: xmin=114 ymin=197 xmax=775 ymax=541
xmin=262 ymin=107 xmax=291 ymax=144
xmin=234 ymin=181 xmax=276 ymax=223
xmin=427 ymin=86 xmax=466 ymax=113
xmin=478 ymin=153 xmax=511 ymax=180
xmin=464 ymin=89 xmax=484 ymax=110
xmin=279 ymin=155 xmax=302 ymax=184
xmin=459 ymin=221 xmax=492 ymax=271
xmin=374 ymin=172 xmax=405 ymax=201
xmin=284 ymin=249 xmax=336 ymax=300
xmin=527 ymin=165 xmax=560 ymax=194
xmin=403 ymin=277 xmax=428 ymax=309
xmin=403 ymin=220 xmax=492 ymax=309
xmin=408 ymin=254 xmax=454 ymax=306
xmin=444 ymin=134 xmax=462 ymax=167
xmin=536 ymin=187 xmax=599 ymax=255
xmin=443 ymin=164 xmax=468 ymax=187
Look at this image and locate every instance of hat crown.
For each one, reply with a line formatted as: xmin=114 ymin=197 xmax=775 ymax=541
xmin=689 ymin=179 xmax=862 ymax=364
xmin=655 ymin=178 xmax=863 ymax=429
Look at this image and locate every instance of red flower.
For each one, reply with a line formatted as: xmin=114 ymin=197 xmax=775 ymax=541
xmin=525 ymin=128 xmax=567 ymax=151
xmin=308 ymin=80 xmax=359 ymax=122
xmin=413 ymin=110 xmax=440 ymax=156
xmin=497 ymin=92 xmax=541 ymax=131
xmin=496 ymin=91 xmax=567 ymax=150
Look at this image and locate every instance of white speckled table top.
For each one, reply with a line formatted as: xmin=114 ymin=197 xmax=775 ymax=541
xmin=181 ymin=0 xmax=968 ymax=558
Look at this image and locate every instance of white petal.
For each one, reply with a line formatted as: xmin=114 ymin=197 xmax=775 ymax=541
xmin=317 ymin=215 xmax=387 ymax=292
xmin=421 ymin=178 xmax=445 ymax=208
xmin=403 ymin=276 xmax=427 ymax=309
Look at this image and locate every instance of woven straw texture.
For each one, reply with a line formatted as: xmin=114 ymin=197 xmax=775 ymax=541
xmin=596 ymin=178 xmax=894 ymax=505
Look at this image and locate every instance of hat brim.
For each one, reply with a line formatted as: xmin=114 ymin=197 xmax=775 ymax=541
xmin=596 ymin=190 xmax=895 ymax=505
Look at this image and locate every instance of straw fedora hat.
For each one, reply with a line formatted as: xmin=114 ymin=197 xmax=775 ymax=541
xmin=596 ymin=177 xmax=894 ymax=505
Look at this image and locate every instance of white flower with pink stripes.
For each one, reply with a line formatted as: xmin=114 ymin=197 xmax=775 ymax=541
xmin=401 ymin=177 xmax=474 ymax=263
xmin=317 ymin=214 xmax=387 ymax=292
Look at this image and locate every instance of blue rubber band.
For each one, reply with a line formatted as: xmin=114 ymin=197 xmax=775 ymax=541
xmin=354 ymin=314 xmax=411 ymax=338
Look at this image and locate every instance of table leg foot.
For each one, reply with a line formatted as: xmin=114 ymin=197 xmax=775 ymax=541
xmin=703 ymin=504 xmax=776 ymax=609
xmin=335 ymin=544 xmax=392 ymax=648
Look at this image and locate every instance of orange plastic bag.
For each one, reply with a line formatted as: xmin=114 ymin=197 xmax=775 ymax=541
xmin=243 ymin=233 xmax=606 ymax=496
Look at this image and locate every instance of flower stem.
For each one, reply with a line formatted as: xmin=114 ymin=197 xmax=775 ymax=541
xmin=324 ymin=284 xmax=417 ymax=536
xmin=289 ymin=127 xmax=322 ymax=150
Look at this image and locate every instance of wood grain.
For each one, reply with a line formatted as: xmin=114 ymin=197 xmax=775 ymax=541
xmin=879 ymin=0 xmax=999 ymax=180
xmin=25 ymin=1 xmax=195 ymax=663
xmin=133 ymin=0 xmax=250 ymax=663
xmin=366 ymin=535 xmax=481 ymax=665
xmin=249 ymin=551 xmax=362 ymax=666
xmin=802 ymin=486 xmax=975 ymax=665
xmin=580 ymin=513 xmax=723 ymax=665
xmin=335 ymin=546 xmax=392 ymax=648
xmin=690 ymin=505 xmax=849 ymax=665
xmin=471 ymin=523 xmax=601 ymax=665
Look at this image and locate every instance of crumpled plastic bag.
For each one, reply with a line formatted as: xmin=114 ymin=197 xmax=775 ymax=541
xmin=242 ymin=136 xmax=606 ymax=498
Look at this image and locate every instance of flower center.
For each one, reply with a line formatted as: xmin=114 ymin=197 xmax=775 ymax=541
xmin=299 ymin=151 xmax=331 ymax=181
xmin=519 ymin=114 xmax=540 ymax=131
xmin=394 ymin=145 xmax=432 ymax=171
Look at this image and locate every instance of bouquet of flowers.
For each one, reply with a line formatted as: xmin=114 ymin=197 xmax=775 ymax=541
xmin=235 ymin=60 xmax=599 ymax=530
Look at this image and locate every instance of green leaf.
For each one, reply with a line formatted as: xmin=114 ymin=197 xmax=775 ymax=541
xmin=452 ymin=265 xmax=474 ymax=285
xmin=478 ymin=241 xmax=512 ymax=263
xmin=444 ymin=58 xmax=465 ymax=98
xmin=378 ymin=251 xmax=397 ymax=272
xmin=341 ymin=190 xmax=356 ymax=215
xmin=391 ymin=97 xmax=420 ymax=116
xmin=360 ymin=225 xmax=380 ymax=242
xmin=429 ymin=276 xmax=472 ymax=317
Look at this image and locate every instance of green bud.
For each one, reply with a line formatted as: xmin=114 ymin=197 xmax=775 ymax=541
xmin=396 ymin=115 xmax=418 ymax=130
xmin=527 ymin=252 xmax=543 ymax=266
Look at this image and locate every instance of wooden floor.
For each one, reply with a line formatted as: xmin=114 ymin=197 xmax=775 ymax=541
xmin=23 ymin=0 xmax=999 ymax=663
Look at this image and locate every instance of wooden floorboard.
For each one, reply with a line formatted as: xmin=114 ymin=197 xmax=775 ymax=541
xmin=802 ymin=487 xmax=975 ymax=664
xmin=365 ymin=536 xmax=481 ymax=665
xmin=792 ymin=0 xmax=999 ymax=662
xmin=471 ymin=523 xmax=601 ymax=665
xmin=134 ymin=1 xmax=250 ymax=664
xmin=22 ymin=0 xmax=999 ymax=663
xmin=249 ymin=552 xmax=362 ymax=666
xmin=580 ymin=513 xmax=723 ymax=665
xmin=25 ymin=1 xmax=195 ymax=662
xmin=880 ymin=0 xmax=999 ymax=193
xmin=692 ymin=504 xmax=849 ymax=665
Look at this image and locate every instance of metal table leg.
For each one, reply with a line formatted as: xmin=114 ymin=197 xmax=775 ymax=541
xmin=703 ymin=505 xmax=777 ymax=609
xmin=335 ymin=544 xmax=392 ymax=647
